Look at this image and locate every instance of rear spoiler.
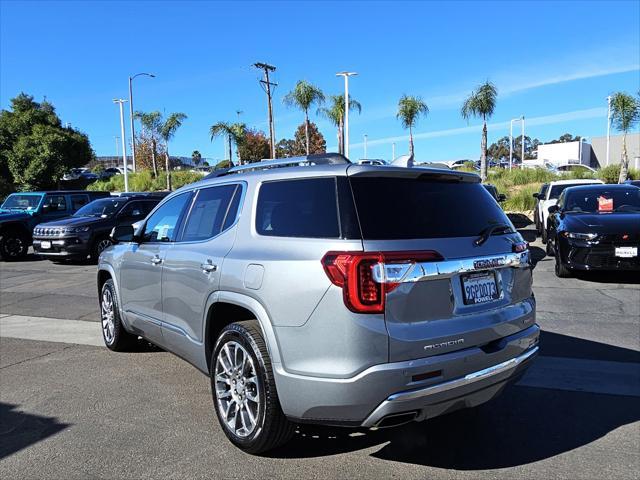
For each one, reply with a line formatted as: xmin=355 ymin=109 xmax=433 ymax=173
xmin=346 ymin=164 xmax=480 ymax=183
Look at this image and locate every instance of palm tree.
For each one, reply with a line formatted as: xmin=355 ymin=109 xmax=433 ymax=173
xmin=159 ymin=113 xmax=187 ymax=190
xmin=317 ymin=94 xmax=361 ymax=155
xmin=396 ymin=95 xmax=429 ymax=158
xmin=283 ymin=80 xmax=325 ymax=155
xmin=134 ymin=111 xmax=162 ymax=177
xmin=210 ymin=122 xmax=247 ymax=165
xmin=610 ymin=92 xmax=640 ymax=183
xmin=191 ymin=150 xmax=202 ymax=167
xmin=461 ymin=81 xmax=498 ymax=181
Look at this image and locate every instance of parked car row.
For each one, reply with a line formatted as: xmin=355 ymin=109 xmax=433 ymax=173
xmin=0 ymin=190 xmax=165 ymax=261
xmin=533 ymin=180 xmax=640 ymax=277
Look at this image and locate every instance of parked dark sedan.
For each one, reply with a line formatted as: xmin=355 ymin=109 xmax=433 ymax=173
xmin=546 ymin=184 xmax=640 ymax=277
xmin=33 ymin=193 xmax=163 ymax=262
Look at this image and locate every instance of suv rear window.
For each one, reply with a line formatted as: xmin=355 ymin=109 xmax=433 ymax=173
xmin=256 ymin=178 xmax=339 ymax=238
xmin=349 ymin=176 xmax=510 ymax=239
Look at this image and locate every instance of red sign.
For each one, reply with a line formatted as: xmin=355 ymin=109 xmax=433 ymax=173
xmin=598 ymin=196 xmax=613 ymax=212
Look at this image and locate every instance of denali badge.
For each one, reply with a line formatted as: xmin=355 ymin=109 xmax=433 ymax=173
xmin=474 ymin=257 xmax=506 ymax=270
xmin=424 ymin=339 xmax=464 ymax=351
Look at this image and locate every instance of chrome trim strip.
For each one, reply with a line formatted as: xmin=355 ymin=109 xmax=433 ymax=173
xmin=361 ymin=346 xmax=538 ymax=427
xmin=389 ymin=346 xmax=538 ymax=402
xmin=372 ymin=251 xmax=530 ymax=284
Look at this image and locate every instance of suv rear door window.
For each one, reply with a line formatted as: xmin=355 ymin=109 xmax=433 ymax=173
xmin=349 ymin=176 xmax=510 ymax=239
xmin=256 ymin=178 xmax=339 ymax=238
xmin=181 ymin=184 xmax=239 ymax=242
xmin=70 ymin=194 xmax=90 ymax=210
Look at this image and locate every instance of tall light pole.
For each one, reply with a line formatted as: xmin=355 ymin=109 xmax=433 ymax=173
xmin=509 ymin=116 xmax=524 ymax=170
xmin=392 ymin=142 xmax=396 ymax=162
xmin=128 ymin=72 xmax=155 ymax=172
xmin=336 ymin=72 xmax=357 ymax=160
xmin=114 ymin=99 xmax=129 ymax=192
xmin=363 ymin=134 xmax=368 ymax=159
xmin=521 ymin=116 xmax=525 ymax=165
xmin=606 ymin=95 xmax=612 ymax=166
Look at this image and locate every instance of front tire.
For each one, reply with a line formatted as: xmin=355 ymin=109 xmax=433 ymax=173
xmin=541 ymin=225 xmax=548 ymax=244
xmin=554 ymin=242 xmax=572 ymax=278
xmin=0 ymin=229 xmax=29 ymax=260
xmin=100 ymin=279 xmax=138 ymax=351
xmin=90 ymin=237 xmax=113 ymax=263
xmin=211 ymin=320 xmax=294 ymax=454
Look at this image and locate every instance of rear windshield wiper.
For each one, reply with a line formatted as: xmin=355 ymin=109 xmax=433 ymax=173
xmin=474 ymin=223 xmax=513 ymax=246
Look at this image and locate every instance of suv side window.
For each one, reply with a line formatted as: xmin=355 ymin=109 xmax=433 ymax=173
xmin=180 ymin=184 xmax=239 ymax=242
xmin=256 ymin=178 xmax=339 ymax=238
xmin=70 ymin=194 xmax=89 ymax=211
xmin=43 ymin=195 xmax=67 ymax=212
xmin=119 ymin=201 xmax=151 ymax=219
xmin=141 ymin=193 xmax=192 ymax=243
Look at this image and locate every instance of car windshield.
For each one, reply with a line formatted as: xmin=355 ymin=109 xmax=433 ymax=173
xmin=73 ymin=198 xmax=127 ymax=217
xmin=564 ymin=188 xmax=640 ymax=213
xmin=1 ymin=194 xmax=43 ymax=210
xmin=549 ymin=183 xmax=597 ymax=199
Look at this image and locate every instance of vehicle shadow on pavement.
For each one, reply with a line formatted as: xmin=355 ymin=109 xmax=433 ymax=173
xmin=268 ymin=332 xmax=640 ymax=468
xmin=0 ymin=402 xmax=70 ymax=460
xmin=572 ymin=270 xmax=640 ymax=285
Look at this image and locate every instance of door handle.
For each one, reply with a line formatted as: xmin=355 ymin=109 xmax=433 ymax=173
xmin=201 ymin=260 xmax=217 ymax=273
xmin=151 ymin=255 xmax=162 ymax=265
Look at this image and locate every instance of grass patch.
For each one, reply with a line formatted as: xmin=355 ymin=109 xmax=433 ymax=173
xmin=87 ymin=170 xmax=203 ymax=193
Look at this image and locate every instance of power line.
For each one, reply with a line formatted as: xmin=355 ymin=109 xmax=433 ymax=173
xmin=253 ymin=62 xmax=277 ymax=159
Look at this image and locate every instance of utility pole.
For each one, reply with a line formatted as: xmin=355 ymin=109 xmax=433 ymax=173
xmin=128 ymin=72 xmax=155 ymax=172
xmin=606 ymin=95 xmax=612 ymax=166
xmin=336 ymin=72 xmax=357 ymax=160
xmin=113 ymin=99 xmax=129 ymax=192
xmin=253 ymin=62 xmax=277 ymax=159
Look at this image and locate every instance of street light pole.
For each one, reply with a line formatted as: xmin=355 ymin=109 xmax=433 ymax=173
xmin=606 ymin=95 xmax=612 ymax=166
xmin=521 ymin=116 xmax=525 ymax=166
xmin=509 ymin=120 xmax=514 ymax=171
xmin=336 ymin=72 xmax=357 ymax=160
xmin=392 ymin=142 xmax=396 ymax=162
xmin=128 ymin=73 xmax=155 ymax=172
xmin=364 ymin=134 xmax=368 ymax=159
xmin=114 ymin=99 xmax=129 ymax=192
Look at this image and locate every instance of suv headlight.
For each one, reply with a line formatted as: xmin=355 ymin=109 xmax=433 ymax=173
xmin=64 ymin=226 xmax=90 ymax=234
xmin=562 ymin=232 xmax=598 ymax=240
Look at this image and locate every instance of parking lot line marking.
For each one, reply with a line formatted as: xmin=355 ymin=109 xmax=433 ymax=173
xmin=518 ymin=355 xmax=640 ymax=397
xmin=0 ymin=315 xmax=103 ymax=347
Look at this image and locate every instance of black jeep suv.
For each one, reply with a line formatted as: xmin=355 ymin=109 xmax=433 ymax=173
xmin=33 ymin=193 xmax=164 ymax=262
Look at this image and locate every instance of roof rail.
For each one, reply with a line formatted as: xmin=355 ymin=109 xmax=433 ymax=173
xmin=226 ymin=153 xmax=350 ymax=174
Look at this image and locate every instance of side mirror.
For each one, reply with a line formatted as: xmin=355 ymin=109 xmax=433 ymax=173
xmin=532 ymin=193 xmax=539 ymax=199
xmin=110 ymin=224 xmax=135 ymax=244
xmin=548 ymin=205 xmax=559 ymax=214
xmin=498 ymin=194 xmax=506 ymax=202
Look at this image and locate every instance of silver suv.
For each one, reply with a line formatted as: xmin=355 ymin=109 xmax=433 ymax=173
xmin=98 ymin=154 xmax=539 ymax=453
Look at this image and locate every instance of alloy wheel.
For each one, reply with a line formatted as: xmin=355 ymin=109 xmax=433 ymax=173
xmin=101 ymin=288 xmax=115 ymax=344
xmin=96 ymin=239 xmax=112 ymax=255
xmin=214 ymin=341 xmax=261 ymax=438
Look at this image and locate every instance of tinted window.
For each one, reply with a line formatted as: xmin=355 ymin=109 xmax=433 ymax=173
xmin=181 ymin=184 xmax=238 ymax=242
xmin=540 ymin=184 xmax=549 ymax=198
xmin=119 ymin=201 xmax=152 ymax=219
xmin=349 ymin=177 xmax=511 ymax=239
xmin=71 ymin=194 xmax=89 ymax=210
xmin=75 ymin=198 xmax=127 ymax=217
xmin=549 ymin=183 xmax=597 ymax=199
xmin=256 ymin=178 xmax=339 ymax=238
xmin=564 ymin=188 xmax=640 ymax=213
xmin=43 ymin=195 xmax=67 ymax=211
xmin=142 ymin=193 xmax=191 ymax=242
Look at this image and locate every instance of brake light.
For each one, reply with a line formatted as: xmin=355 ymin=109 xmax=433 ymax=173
xmin=512 ymin=241 xmax=529 ymax=253
xmin=321 ymin=251 xmax=442 ymax=314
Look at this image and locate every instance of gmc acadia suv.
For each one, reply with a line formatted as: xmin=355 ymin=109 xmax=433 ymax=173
xmin=98 ymin=154 xmax=539 ymax=453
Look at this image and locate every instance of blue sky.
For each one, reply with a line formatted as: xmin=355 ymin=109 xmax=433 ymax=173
xmin=1 ymin=0 xmax=639 ymax=163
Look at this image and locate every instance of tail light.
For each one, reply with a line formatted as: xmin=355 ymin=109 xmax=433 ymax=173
xmin=322 ymin=251 xmax=442 ymax=314
xmin=512 ymin=241 xmax=529 ymax=253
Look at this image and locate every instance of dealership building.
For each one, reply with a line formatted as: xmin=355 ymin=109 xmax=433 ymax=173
xmin=536 ymin=133 xmax=640 ymax=169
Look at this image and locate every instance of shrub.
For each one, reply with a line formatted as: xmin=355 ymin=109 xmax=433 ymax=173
xmin=88 ymin=170 xmax=202 ymax=193
xmin=502 ymin=183 xmax=541 ymax=212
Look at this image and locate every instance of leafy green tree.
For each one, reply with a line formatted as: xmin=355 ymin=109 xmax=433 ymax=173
xmin=396 ymin=95 xmax=429 ymax=158
xmin=159 ymin=113 xmax=187 ymax=190
xmin=461 ymin=81 xmax=498 ymax=180
xmin=237 ymin=129 xmax=270 ymax=163
xmin=317 ymin=94 xmax=361 ymax=155
xmin=275 ymin=138 xmax=296 ymax=158
xmin=547 ymin=133 xmax=581 ymax=144
xmin=610 ymin=92 xmax=640 ymax=183
xmin=191 ymin=150 xmax=202 ymax=167
xmin=0 ymin=93 xmax=94 ymax=190
xmin=134 ymin=111 xmax=163 ymax=176
xmin=283 ymin=80 xmax=325 ymax=155
xmin=489 ymin=135 xmax=540 ymax=162
xmin=210 ymin=121 xmax=247 ymax=165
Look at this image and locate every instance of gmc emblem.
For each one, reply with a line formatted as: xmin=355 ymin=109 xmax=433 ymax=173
xmin=473 ymin=257 xmax=506 ymax=269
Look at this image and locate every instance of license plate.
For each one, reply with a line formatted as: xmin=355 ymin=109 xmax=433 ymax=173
xmin=461 ymin=272 xmax=500 ymax=305
xmin=615 ymin=246 xmax=638 ymax=258
xmin=40 ymin=241 xmax=51 ymax=249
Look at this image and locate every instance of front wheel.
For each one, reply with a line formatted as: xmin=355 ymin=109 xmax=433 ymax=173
xmin=554 ymin=243 xmax=572 ymax=278
xmin=541 ymin=225 xmax=548 ymax=244
xmin=211 ymin=320 xmax=294 ymax=454
xmin=100 ymin=279 xmax=138 ymax=351
xmin=90 ymin=237 xmax=113 ymax=262
xmin=0 ymin=230 xmax=29 ymax=260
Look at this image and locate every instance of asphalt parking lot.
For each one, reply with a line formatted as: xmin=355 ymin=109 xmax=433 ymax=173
xmin=1 ymin=232 xmax=639 ymax=479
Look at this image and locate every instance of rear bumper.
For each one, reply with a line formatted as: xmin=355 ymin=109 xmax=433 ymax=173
xmin=275 ymin=323 xmax=540 ymax=426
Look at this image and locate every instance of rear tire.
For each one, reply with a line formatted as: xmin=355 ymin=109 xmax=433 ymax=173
xmin=211 ymin=320 xmax=294 ymax=454
xmin=0 ymin=229 xmax=29 ymax=260
xmin=100 ymin=279 xmax=138 ymax=351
